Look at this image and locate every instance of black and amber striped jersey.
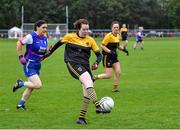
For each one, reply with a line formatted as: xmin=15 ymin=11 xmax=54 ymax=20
xmin=102 ymin=32 xmax=120 ymax=55
xmin=120 ymin=27 xmax=128 ymax=39
xmin=61 ymin=33 xmax=100 ymax=64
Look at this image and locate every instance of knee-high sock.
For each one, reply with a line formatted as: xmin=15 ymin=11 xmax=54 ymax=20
xmin=86 ymin=87 xmax=99 ymax=107
xmin=79 ymin=97 xmax=90 ymax=119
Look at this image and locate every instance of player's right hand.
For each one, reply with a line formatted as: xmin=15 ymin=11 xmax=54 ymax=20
xmin=19 ymin=55 xmax=27 ymax=65
xmin=109 ymin=50 xmax=117 ymax=58
xmin=91 ymin=62 xmax=98 ymax=70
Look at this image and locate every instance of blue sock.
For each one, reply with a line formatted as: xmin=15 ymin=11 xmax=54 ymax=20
xmin=19 ymin=80 xmax=25 ymax=87
xmin=18 ymin=100 xmax=26 ymax=106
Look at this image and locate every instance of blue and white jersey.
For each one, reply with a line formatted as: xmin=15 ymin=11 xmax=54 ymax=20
xmin=136 ymin=31 xmax=143 ymax=42
xmin=20 ymin=31 xmax=48 ymax=62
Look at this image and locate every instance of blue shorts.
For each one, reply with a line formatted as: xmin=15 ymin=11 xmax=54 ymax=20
xmin=23 ymin=60 xmax=41 ymax=77
xmin=136 ymin=38 xmax=143 ymax=43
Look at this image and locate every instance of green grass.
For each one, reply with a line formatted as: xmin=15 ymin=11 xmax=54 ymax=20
xmin=0 ymin=37 xmax=180 ymax=129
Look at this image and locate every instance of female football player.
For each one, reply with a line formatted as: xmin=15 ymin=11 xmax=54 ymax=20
xmin=94 ymin=21 xmax=128 ymax=92
xmin=44 ymin=18 xmax=109 ymax=125
xmin=13 ymin=20 xmax=48 ymax=110
xmin=120 ymin=24 xmax=128 ymax=53
xmin=133 ymin=26 xmax=144 ymax=50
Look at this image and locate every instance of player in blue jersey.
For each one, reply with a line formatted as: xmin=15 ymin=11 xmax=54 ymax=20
xmin=133 ymin=27 xmax=144 ymax=50
xmin=12 ymin=20 xmax=48 ymax=110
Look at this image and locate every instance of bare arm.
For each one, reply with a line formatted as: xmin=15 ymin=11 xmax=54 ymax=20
xmin=117 ymin=44 xmax=124 ymax=51
xmin=17 ymin=41 xmax=23 ymax=56
xmin=118 ymin=44 xmax=129 ymax=56
xmin=16 ymin=41 xmax=27 ymax=64
xmin=101 ymin=44 xmax=111 ymax=53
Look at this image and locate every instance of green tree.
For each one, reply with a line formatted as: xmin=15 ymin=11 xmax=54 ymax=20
xmin=0 ymin=0 xmax=179 ymax=29
xmin=0 ymin=0 xmax=22 ymax=29
xmin=23 ymin=0 xmax=67 ymax=23
xmin=69 ymin=0 xmax=124 ymax=29
xmin=165 ymin=0 xmax=180 ymax=28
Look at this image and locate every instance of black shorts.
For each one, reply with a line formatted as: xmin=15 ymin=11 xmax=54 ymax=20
xmin=102 ymin=54 xmax=119 ymax=68
xmin=66 ymin=61 xmax=94 ymax=80
xmin=122 ymin=36 xmax=127 ymax=41
xmin=121 ymin=33 xmax=127 ymax=41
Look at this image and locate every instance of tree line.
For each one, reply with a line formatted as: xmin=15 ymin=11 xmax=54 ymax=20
xmin=0 ymin=0 xmax=179 ymax=29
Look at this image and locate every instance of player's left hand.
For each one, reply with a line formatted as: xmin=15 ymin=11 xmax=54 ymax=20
xmin=42 ymin=45 xmax=54 ymax=60
xmin=122 ymin=48 xmax=129 ymax=56
xmin=91 ymin=62 xmax=98 ymax=70
xmin=126 ymin=50 xmax=129 ymax=56
xmin=47 ymin=45 xmax=53 ymax=53
xmin=43 ymin=52 xmax=51 ymax=59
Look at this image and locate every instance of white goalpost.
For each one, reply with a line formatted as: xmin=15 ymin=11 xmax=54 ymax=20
xmin=22 ymin=23 xmax=68 ymax=39
xmin=21 ymin=6 xmax=69 ymax=39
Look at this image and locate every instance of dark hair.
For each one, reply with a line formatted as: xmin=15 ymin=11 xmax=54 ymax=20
xmin=73 ymin=18 xmax=89 ymax=29
xmin=34 ymin=20 xmax=47 ymax=31
xmin=111 ymin=21 xmax=119 ymax=28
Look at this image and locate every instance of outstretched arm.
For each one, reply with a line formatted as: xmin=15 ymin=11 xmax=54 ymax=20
xmin=43 ymin=40 xmax=63 ymax=58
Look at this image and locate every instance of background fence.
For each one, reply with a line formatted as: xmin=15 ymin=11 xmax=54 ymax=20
xmin=1 ymin=29 xmax=180 ymax=39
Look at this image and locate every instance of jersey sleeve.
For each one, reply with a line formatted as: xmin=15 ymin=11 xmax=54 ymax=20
xmin=91 ymin=38 xmax=100 ymax=52
xmin=61 ymin=34 xmax=70 ymax=43
xmin=120 ymin=28 xmax=122 ymax=33
xmin=140 ymin=32 xmax=143 ymax=37
xmin=20 ymin=34 xmax=33 ymax=45
xmin=102 ymin=34 xmax=109 ymax=46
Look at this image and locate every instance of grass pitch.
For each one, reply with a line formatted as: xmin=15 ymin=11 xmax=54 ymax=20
xmin=0 ymin=37 xmax=180 ymax=129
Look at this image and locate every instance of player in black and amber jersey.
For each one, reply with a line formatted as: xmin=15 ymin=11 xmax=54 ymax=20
xmin=43 ymin=19 xmax=109 ymax=125
xmin=120 ymin=24 xmax=128 ymax=51
xmin=95 ymin=21 xmax=128 ymax=92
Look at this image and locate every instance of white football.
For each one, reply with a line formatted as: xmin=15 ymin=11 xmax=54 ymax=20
xmin=99 ymin=97 xmax=114 ymax=111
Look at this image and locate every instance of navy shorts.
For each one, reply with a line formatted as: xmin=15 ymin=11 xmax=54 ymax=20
xmin=23 ymin=60 xmax=41 ymax=77
xmin=136 ymin=38 xmax=143 ymax=43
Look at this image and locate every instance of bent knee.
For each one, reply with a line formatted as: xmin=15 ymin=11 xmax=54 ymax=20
xmin=106 ymin=74 xmax=112 ymax=78
xmin=115 ymin=70 xmax=121 ymax=76
xmin=34 ymin=82 xmax=42 ymax=89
